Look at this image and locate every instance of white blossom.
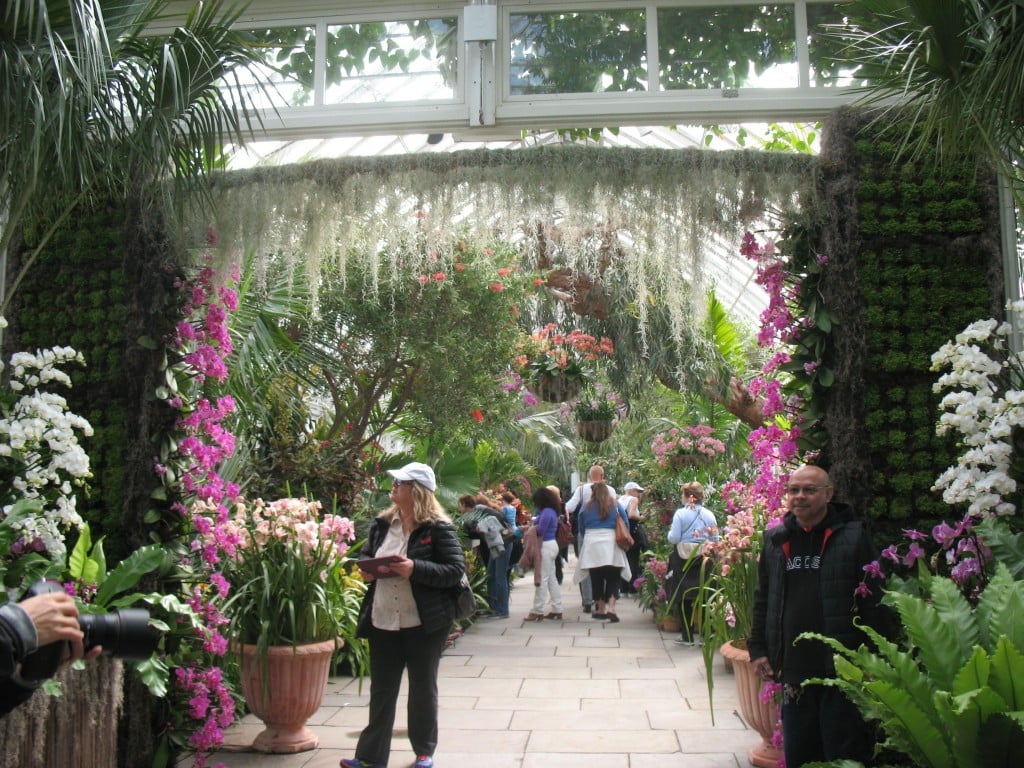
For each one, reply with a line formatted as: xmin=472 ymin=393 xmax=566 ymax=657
xmin=0 ymin=320 xmax=91 ymax=565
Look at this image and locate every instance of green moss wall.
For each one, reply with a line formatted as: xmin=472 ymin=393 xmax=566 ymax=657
xmin=816 ymin=108 xmax=1005 ymax=541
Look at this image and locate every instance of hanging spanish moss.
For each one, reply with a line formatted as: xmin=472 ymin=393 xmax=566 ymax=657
xmin=187 ymin=144 xmax=815 ymax=395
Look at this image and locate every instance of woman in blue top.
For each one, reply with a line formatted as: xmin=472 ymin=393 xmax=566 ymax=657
xmin=573 ymin=482 xmax=631 ymax=622
xmin=666 ymin=481 xmax=719 ymax=645
xmin=524 ymin=486 xmax=563 ymax=621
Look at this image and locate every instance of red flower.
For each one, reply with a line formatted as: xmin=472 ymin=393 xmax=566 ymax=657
xmin=497 ymin=267 xmax=512 ymax=277
xmin=433 ymin=272 xmax=446 ymax=282
xmin=455 ymin=263 xmax=466 ymax=271
xmin=472 ymin=409 xmax=484 ymax=422
xmin=489 ymin=282 xmax=505 ymax=292
xmin=418 ymin=275 xmax=429 ymax=285
xmin=533 ymin=278 xmax=545 ymax=288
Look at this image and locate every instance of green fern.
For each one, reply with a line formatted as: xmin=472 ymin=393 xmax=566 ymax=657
xmin=803 ymin=563 xmax=1024 ymax=767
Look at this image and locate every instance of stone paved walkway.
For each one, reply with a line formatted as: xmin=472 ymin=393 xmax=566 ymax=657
xmin=199 ymin=558 xmax=757 ymax=768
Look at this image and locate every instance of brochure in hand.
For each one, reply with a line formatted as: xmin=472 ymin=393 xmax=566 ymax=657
xmin=356 ymin=554 xmax=404 ymax=578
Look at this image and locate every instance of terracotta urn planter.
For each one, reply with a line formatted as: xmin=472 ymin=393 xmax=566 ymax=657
xmin=719 ymin=640 xmax=783 ymax=768
xmin=238 ymin=638 xmax=339 ymax=753
xmin=656 ymin=615 xmax=682 ymax=633
xmin=575 ymin=419 xmax=614 ymax=443
xmin=532 ymin=371 xmax=584 ymax=402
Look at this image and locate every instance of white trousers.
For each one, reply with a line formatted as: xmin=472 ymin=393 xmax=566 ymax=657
xmin=532 ymin=539 xmax=562 ymax=613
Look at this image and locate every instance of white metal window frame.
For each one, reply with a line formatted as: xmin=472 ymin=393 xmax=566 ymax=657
xmin=161 ymin=0 xmax=860 ymax=139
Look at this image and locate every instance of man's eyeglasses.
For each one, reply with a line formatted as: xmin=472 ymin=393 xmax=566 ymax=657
xmin=785 ymin=484 xmax=828 ymax=495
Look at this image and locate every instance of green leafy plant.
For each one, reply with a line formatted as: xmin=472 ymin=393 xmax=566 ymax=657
xmin=570 ymin=386 xmax=623 ymax=422
xmin=805 ymin=561 xmax=1024 ymax=768
xmin=190 ymin=497 xmax=362 ymax=654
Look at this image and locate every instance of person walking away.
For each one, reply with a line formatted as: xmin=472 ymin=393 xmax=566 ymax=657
xmin=574 ymin=481 xmax=631 ymax=622
xmin=523 ymin=486 xmax=563 ymax=620
xmin=667 ymin=481 xmax=719 ymax=645
xmin=457 ymin=494 xmax=513 ymax=619
xmin=500 ymin=491 xmax=523 ymax=585
xmin=748 ymin=465 xmax=893 ymax=768
xmin=618 ymin=481 xmax=646 ymax=594
xmin=565 ymin=465 xmax=618 ymax=613
xmin=342 ymin=462 xmax=465 ymax=768
xmin=547 ymin=485 xmax=568 ymax=585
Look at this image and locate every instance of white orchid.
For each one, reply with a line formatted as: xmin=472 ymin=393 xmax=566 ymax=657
xmin=931 ymin=300 xmax=1024 ymax=515
xmin=0 ymin=321 xmax=92 ymax=565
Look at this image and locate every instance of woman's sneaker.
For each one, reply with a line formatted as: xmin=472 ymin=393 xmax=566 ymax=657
xmin=414 ymin=756 xmax=434 ymax=768
xmin=340 ymin=759 xmax=379 ymax=768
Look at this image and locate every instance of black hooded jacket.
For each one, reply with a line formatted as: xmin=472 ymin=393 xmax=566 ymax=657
xmin=747 ymin=501 xmax=891 ymax=682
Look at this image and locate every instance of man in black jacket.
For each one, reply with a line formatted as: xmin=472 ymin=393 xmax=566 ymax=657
xmin=748 ymin=465 xmax=891 ymax=768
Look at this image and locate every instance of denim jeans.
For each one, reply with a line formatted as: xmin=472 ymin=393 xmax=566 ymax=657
xmin=781 ymin=682 xmax=874 ymax=767
xmin=486 ymin=542 xmax=512 ymax=616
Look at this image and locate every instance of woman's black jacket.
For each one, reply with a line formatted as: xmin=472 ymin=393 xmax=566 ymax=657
xmin=355 ymin=515 xmax=465 ymax=637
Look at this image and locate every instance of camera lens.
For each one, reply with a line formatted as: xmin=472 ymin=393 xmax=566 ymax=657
xmin=80 ymin=609 xmax=160 ymax=660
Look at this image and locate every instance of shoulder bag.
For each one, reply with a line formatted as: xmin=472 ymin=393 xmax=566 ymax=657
xmin=614 ymin=509 xmax=634 ymax=550
xmin=453 ymin=573 xmax=476 ymax=620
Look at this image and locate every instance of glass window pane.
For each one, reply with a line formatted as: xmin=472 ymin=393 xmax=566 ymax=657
xmin=324 ymin=18 xmax=459 ymax=104
xmin=243 ymin=27 xmax=317 ymax=108
xmin=807 ymin=3 xmax=868 ymax=87
xmin=509 ymin=10 xmax=647 ymax=96
xmin=657 ymin=5 xmax=797 ymax=90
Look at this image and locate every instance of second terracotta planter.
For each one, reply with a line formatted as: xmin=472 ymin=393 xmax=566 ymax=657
xmin=238 ymin=638 xmax=339 ymax=753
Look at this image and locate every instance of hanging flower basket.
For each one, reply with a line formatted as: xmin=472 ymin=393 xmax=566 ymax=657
xmin=533 ymin=372 xmax=584 ymax=403
xmin=668 ymin=453 xmax=711 ymax=470
xmin=576 ymin=419 xmax=614 ymax=443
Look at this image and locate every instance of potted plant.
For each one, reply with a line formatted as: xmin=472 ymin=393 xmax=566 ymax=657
xmin=191 ymin=496 xmax=360 ymax=753
xmin=696 ymin=497 xmax=783 ymax=768
xmin=513 ymin=324 xmax=614 ymax=402
xmin=570 ymin=386 xmax=623 ymax=443
xmin=650 ymin=424 xmax=727 ymax=469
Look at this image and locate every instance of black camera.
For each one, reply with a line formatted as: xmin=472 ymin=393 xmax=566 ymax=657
xmin=16 ymin=580 xmax=160 ymax=683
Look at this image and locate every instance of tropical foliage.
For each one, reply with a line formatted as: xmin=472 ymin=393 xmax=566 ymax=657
xmin=810 ymin=560 xmax=1024 ymax=768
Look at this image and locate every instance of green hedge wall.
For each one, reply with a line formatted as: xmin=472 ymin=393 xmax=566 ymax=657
xmin=13 ymin=205 xmax=131 ymax=556
xmin=816 ymin=108 xmax=1005 ymax=543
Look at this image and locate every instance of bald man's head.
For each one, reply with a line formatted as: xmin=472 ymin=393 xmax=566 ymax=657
xmin=588 ymin=465 xmax=605 ymax=482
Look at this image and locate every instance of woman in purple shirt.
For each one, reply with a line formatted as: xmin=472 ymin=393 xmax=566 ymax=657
xmin=524 ymin=486 xmax=563 ymax=621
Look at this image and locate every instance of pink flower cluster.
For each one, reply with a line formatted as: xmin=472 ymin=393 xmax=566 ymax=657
xmin=192 ymin=496 xmax=356 ymax=568
xmin=650 ymin=425 xmax=726 ymax=468
xmin=174 ymin=263 xmax=239 ymax=384
xmin=174 ymin=664 xmax=235 ymax=766
xmin=161 ymin=249 xmax=243 ymax=762
xmin=856 ymin=513 xmax=992 ymax=600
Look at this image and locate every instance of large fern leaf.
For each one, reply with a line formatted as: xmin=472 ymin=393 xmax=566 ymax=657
xmin=890 ymin=581 xmax=974 ymax=691
xmin=975 ymin=564 xmax=1024 ymax=650
xmin=815 ymin=629 xmax=944 ymax=735
xmin=989 ymin=636 xmax=1024 ymax=710
xmin=864 ymin=680 xmax=953 ymax=768
xmin=937 ymin=686 xmax=1014 ymax=768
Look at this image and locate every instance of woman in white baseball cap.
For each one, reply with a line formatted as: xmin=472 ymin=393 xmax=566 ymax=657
xmin=342 ymin=462 xmax=464 ymax=768
xmin=618 ymin=482 xmax=646 ymax=593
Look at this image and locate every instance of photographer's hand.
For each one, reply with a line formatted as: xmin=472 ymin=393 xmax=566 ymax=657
xmin=20 ymin=592 xmax=86 ymax=660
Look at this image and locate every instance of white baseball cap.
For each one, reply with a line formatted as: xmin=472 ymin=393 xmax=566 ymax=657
xmin=387 ymin=462 xmax=437 ymax=492
xmin=624 ymin=481 xmax=644 ymax=492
